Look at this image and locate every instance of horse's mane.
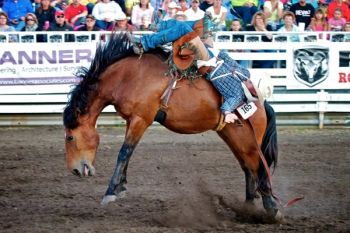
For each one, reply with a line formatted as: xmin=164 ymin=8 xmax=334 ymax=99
xmin=63 ymin=33 xmax=134 ymax=129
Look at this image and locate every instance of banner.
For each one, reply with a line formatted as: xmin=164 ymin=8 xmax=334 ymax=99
xmin=286 ymin=44 xmax=350 ymax=89
xmin=1 ymin=40 xmax=350 ymax=89
xmin=0 ymin=42 xmax=98 ymax=85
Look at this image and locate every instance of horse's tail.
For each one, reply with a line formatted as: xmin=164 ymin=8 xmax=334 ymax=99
xmin=257 ymin=101 xmax=278 ymax=193
xmin=261 ymin=101 xmax=278 ymax=169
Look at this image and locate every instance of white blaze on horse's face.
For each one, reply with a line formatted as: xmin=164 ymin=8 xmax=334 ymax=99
xmin=64 ymin=125 xmax=100 ymax=177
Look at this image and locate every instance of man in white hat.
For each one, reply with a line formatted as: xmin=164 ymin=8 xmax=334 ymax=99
xmin=163 ymin=1 xmax=180 ymax=20
xmin=114 ymin=12 xmax=135 ymax=31
xmin=185 ymin=0 xmax=205 ymax=21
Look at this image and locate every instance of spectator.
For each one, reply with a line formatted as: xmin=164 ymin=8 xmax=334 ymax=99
xmin=327 ymin=0 xmax=350 ymax=22
xmin=230 ymin=18 xmax=244 ymax=40
xmin=290 ymin=0 xmax=315 ymax=29
xmin=77 ymin=14 xmax=100 ymax=30
xmin=178 ymin=0 xmax=188 ymax=12
xmin=163 ymin=1 xmax=179 ymax=20
xmin=308 ymin=8 xmax=328 ymax=32
xmin=92 ymin=0 xmax=124 ymax=30
xmin=246 ymin=11 xmax=275 ymax=68
xmin=47 ymin=10 xmax=74 ymax=42
xmin=246 ymin=11 xmax=273 ymax=40
xmin=229 ymin=19 xmax=249 ymax=67
xmin=185 ymin=0 xmax=205 ymax=21
xmin=344 ymin=22 xmax=350 ymax=32
xmin=113 ymin=12 xmax=135 ymax=30
xmin=230 ymin=0 xmax=258 ymax=26
xmin=35 ymin=0 xmax=56 ymax=31
xmin=80 ymin=0 xmax=97 ymax=14
xmin=263 ymin=0 xmax=284 ymax=30
xmin=139 ymin=14 xmax=152 ymax=30
xmin=206 ymin=0 xmax=227 ymax=30
xmin=115 ymin=0 xmax=127 ymax=15
xmin=342 ymin=22 xmax=350 ymax=41
xmin=199 ymin=0 xmax=214 ymax=12
xmin=0 ymin=12 xmax=17 ymax=42
xmin=3 ymin=0 xmax=34 ymax=31
xmin=160 ymin=0 xmax=171 ymax=12
xmin=150 ymin=0 xmax=163 ymax=13
xmin=174 ymin=10 xmax=187 ymax=21
xmin=290 ymin=0 xmax=319 ymax=9
xmin=50 ymin=0 xmax=69 ymax=11
xmin=278 ymin=11 xmax=300 ymax=42
xmin=64 ymin=0 xmax=88 ymax=27
xmin=21 ymin=12 xmax=39 ymax=31
xmin=33 ymin=0 xmax=41 ymax=10
xmin=48 ymin=10 xmax=73 ymax=30
xmin=328 ymin=8 xmax=346 ymax=31
xmin=131 ymin=0 xmax=154 ymax=28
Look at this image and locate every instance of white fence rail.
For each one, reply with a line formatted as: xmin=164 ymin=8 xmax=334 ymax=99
xmin=0 ymin=31 xmax=349 ymax=128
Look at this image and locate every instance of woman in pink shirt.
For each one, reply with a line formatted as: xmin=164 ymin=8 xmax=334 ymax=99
xmin=131 ymin=0 xmax=154 ymax=28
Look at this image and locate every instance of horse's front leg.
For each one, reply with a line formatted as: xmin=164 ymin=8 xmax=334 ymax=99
xmin=101 ymin=116 xmax=150 ymax=205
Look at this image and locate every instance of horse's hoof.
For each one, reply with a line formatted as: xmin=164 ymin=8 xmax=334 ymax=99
xmin=267 ymin=209 xmax=284 ymax=223
xmin=101 ymin=195 xmax=117 ymax=205
xmin=274 ymin=210 xmax=284 ymax=223
xmin=100 ymin=190 xmax=127 ymax=205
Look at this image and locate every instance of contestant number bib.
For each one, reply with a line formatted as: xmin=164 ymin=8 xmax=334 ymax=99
xmin=237 ymin=102 xmax=257 ymax=119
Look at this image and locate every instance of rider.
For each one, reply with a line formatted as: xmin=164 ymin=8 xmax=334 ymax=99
xmin=127 ymin=14 xmax=258 ymax=124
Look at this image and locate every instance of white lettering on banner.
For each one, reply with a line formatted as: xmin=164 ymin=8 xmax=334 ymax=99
xmin=0 ymin=42 xmax=97 ymax=85
xmin=0 ymin=49 xmax=92 ymax=65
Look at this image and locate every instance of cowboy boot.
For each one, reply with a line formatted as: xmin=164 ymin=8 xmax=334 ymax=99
xmin=126 ymin=32 xmax=144 ymax=55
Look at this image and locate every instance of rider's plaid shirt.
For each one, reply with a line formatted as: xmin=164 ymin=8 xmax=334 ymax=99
xmin=206 ymin=50 xmax=250 ymax=113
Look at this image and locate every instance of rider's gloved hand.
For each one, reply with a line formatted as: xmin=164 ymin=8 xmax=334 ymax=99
xmin=224 ymin=111 xmax=238 ymax=123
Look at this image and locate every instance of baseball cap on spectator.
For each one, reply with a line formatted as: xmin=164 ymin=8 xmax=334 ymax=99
xmin=115 ymin=12 xmax=127 ymax=21
xmin=168 ymin=1 xmax=180 ymax=9
xmin=55 ymin=10 xmax=65 ymax=17
xmin=86 ymin=14 xmax=95 ymax=20
xmin=192 ymin=0 xmax=200 ymax=3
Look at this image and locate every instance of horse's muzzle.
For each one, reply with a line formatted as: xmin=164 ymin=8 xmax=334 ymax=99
xmin=71 ymin=162 xmax=95 ymax=177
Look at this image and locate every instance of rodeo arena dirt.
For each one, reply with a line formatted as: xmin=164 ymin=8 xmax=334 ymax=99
xmin=0 ymin=126 xmax=349 ymax=232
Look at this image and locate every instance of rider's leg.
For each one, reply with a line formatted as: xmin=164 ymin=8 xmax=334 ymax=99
xmin=140 ymin=20 xmax=196 ymax=51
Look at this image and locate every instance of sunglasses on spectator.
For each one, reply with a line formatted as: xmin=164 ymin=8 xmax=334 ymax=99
xmin=26 ymin=18 xmax=35 ymax=21
xmin=56 ymin=15 xmax=65 ymax=18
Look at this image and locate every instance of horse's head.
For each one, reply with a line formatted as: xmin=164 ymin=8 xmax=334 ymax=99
xmin=64 ymin=118 xmax=100 ymax=177
xmin=63 ymin=33 xmax=134 ymax=177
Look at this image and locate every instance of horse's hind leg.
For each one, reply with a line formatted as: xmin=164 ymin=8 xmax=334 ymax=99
xmin=101 ymin=115 xmax=150 ymax=204
xmin=243 ymin=167 xmax=257 ymax=204
xmin=217 ymin=123 xmax=280 ymax=220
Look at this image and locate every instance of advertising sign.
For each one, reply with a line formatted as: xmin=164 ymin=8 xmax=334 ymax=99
xmin=286 ymin=44 xmax=350 ymax=89
xmin=0 ymin=42 xmax=98 ymax=85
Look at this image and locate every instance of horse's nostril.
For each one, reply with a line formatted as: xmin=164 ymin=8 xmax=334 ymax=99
xmin=72 ymin=169 xmax=81 ymax=177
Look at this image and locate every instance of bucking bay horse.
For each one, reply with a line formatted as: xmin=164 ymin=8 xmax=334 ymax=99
xmin=63 ymin=33 xmax=281 ymax=220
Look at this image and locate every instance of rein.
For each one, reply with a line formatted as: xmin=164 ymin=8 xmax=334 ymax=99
xmin=247 ymin=118 xmax=304 ymax=208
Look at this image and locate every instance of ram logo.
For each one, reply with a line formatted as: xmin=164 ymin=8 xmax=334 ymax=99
xmin=293 ymin=48 xmax=329 ymax=87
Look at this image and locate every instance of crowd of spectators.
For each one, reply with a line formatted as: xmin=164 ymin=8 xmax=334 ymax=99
xmin=0 ymin=0 xmax=350 ymax=38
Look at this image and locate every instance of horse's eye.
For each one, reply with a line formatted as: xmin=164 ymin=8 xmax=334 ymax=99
xmin=66 ymin=136 xmax=74 ymax=142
